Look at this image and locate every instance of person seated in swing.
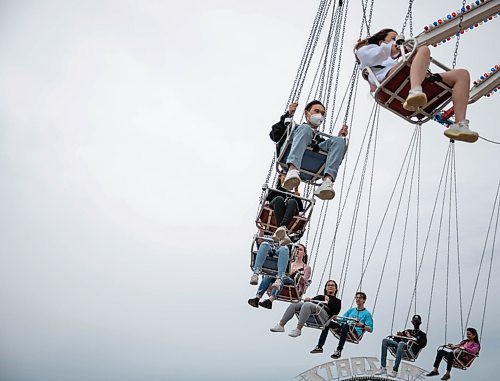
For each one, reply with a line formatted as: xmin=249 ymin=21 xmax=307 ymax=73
xmin=375 ymin=314 xmax=427 ymax=377
xmin=248 ymin=243 xmax=311 ymax=309
xmin=265 ymin=173 xmax=304 ymax=244
xmin=249 ymin=230 xmax=291 ymax=288
xmin=269 ymin=280 xmax=341 ymax=338
xmin=270 ymin=100 xmax=348 ymax=200
xmin=426 ymin=327 xmax=480 ymax=380
xmin=310 ymin=291 xmax=373 ymax=359
xmin=354 ymin=28 xmax=479 ymax=143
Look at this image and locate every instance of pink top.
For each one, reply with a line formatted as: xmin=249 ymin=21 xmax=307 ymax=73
xmin=461 ymin=340 xmax=480 ymax=355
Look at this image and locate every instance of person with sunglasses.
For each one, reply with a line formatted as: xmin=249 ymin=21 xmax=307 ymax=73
xmin=269 ymin=280 xmax=341 ymax=338
xmin=354 ymin=28 xmax=478 ymax=143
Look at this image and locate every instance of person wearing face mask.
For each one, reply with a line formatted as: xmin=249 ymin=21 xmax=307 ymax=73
xmin=269 ymin=100 xmax=348 ymax=200
xmin=354 ymin=28 xmax=478 ymax=143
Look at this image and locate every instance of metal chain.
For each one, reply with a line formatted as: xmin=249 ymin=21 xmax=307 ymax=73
xmin=479 ymin=182 xmax=500 ymax=339
xmin=401 ymin=0 xmax=414 ymax=35
xmin=452 ymin=0 xmax=468 ymax=69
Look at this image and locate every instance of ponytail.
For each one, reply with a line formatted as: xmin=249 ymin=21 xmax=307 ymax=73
xmin=353 ymin=39 xmax=368 ymax=63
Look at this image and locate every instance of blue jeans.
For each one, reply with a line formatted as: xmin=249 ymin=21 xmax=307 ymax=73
xmin=286 ymin=123 xmax=346 ymax=180
xmin=381 ymin=338 xmax=407 ymax=371
xmin=253 ymin=242 xmax=289 ymax=278
xmin=256 ymin=276 xmax=294 ymax=298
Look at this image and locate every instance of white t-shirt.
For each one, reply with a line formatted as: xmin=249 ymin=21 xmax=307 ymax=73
xmin=356 ymin=41 xmax=398 ymax=85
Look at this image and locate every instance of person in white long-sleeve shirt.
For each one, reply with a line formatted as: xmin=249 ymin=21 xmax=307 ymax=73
xmin=354 ymin=28 xmax=478 ymax=143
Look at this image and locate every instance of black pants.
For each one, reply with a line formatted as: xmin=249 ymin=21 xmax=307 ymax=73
xmin=317 ymin=321 xmax=357 ymax=351
xmin=434 ymin=348 xmax=454 ymax=372
xmin=270 ymin=196 xmax=298 ymax=227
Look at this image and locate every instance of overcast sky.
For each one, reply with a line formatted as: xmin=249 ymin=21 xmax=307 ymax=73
xmin=0 ymin=1 xmax=499 ymax=380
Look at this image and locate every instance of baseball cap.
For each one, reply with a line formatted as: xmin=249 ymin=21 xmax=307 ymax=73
xmin=412 ymin=314 xmax=422 ymax=322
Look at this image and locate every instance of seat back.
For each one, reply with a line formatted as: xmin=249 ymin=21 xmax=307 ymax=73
xmin=249 ymin=238 xmax=292 ymax=276
xmin=257 ymin=206 xmax=309 ymax=234
xmin=295 ymin=302 xmax=330 ymax=329
xmin=331 ymin=325 xmax=364 ymax=344
xmin=440 ymin=346 xmax=479 ymax=370
xmin=275 ymin=126 xmax=336 ymax=184
xmin=387 ymin=337 xmax=421 ymax=362
xmin=374 ymin=63 xmax=453 ymax=124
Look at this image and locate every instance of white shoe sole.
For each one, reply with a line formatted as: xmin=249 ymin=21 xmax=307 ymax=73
xmin=443 ymin=129 xmax=479 ymax=143
xmin=315 ymin=188 xmax=335 ymax=200
xmin=273 ymin=227 xmax=286 ymax=241
xmin=283 ymin=175 xmax=300 ymax=191
xmin=403 ymin=93 xmax=427 ymax=111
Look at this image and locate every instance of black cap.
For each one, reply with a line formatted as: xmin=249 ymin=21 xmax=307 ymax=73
xmin=412 ymin=314 xmax=422 ymax=322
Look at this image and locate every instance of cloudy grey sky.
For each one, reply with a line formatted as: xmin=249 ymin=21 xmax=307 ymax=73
xmin=0 ymin=1 xmax=498 ymax=380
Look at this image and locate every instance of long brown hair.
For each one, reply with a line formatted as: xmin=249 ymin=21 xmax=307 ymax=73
xmin=353 ymin=28 xmax=397 ymax=62
xmin=323 ymin=280 xmax=338 ymax=297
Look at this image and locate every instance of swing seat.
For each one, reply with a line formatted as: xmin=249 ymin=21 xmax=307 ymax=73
xmin=296 ymin=301 xmax=331 ymax=329
xmin=374 ymin=63 xmax=453 ymax=125
xmin=249 ymin=237 xmax=292 ymax=276
xmin=365 ymin=40 xmax=454 ymax=125
xmin=331 ymin=322 xmax=364 ymax=344
xmin=257 ymin=205 xmax=309 ymax=235
xmin=266 ymin=272 xmax=311 ymax=303
xmin=440 ymin=345 xmax=479 ymax=370
xmin=276 ymin=126 xmax=336 ymax=184
xmin=387 ymin=336 xmax=422 ymax=362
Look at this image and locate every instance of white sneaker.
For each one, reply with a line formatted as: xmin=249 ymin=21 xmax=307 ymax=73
xmin=388 ymin=369 xmax=398 ymax=378
xmin=314 ymin=178 xmax=335 ymax=200
xmin=374 ymin=367 xmax=387 ymax=375
xmin=270 ymin=324 xmax=285 ymax=332
xmin=283 ymin=169 xmax=301 ymax=191
xmin=288 ymin=328 xmax=302 ymax=337
xmin=272 ymin=278 xmax=282 ymax=290
xmin=250 ymin=273 xmax=259 ymax=285
xmin=279 ymin=234 xmax=292 ymax=246
xmin=273 ymin=226 xmax=287 ymax=241
xmin=444 ymin=119 xmax=479 ymax=143
xmin=403 ymin=86 xmax=427 ymax=111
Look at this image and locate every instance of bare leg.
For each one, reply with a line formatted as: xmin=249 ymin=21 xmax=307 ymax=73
xmin=440 ymin=69 xmax=470 ymax=122
xmin=410 ymin=46 xmax=431 ymax=89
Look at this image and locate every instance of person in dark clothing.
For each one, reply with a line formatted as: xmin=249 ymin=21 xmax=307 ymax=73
xmin=374 ymin=314 xmax=427 ymax=377
xmin=269 ymin=101 xmax=348 ymax=201
xmin=310 ymin=291 xmax=373 ymax=358
xmin=266 ymin=174 xmax=304 ymax=244
xmin=269 ymin=280 xmax=342 ymax=338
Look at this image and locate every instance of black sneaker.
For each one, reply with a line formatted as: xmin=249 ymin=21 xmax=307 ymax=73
xmin=259 ymin=299 xmax=273 ymax=309
xmin=248 ymin=297 xmax=259 ymax=308
xmin=310 ymin=346 xmax=323 ymax=354
xmin=426 ymin=370 xmax=439 ymax=377
xmin=330 ymin=350 xmax=342 ymax=359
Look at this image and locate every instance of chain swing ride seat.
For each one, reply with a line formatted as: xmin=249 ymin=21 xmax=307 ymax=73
xmin=266 ymin=269 xmax=312 ymax=303
xmin=294 ymin=300 xmax=333 ymax=330
xmin=330 ymin=316 xmax=365 ymax=344
xmin=387 ymin=335 xmax=423 ymax=362
xmin=256 ymin=185 xmax=314 ymax=237
xmin=249 ymin=236 xmax=293 ymax=277
xmin=276 ymin=120 xmax=337 ymax=184
xmin=440 ymin=344 xmax=480 ymax=370
xmin=365 ymin=38 xmax=455 ymax=126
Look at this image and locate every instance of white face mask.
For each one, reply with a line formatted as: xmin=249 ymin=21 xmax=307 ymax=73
xmin=309 ymin=113 xmax=324 ymax=127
